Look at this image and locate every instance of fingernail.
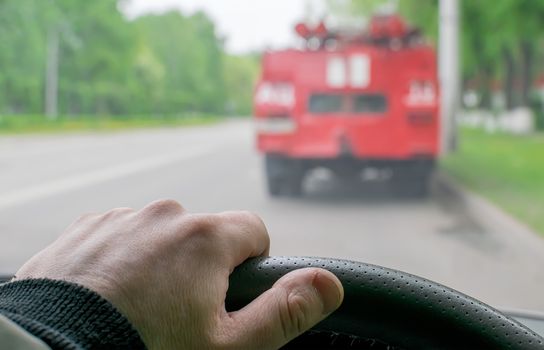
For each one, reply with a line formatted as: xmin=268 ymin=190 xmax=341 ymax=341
xmin=312 ymin=271 xmax=344 ymax=315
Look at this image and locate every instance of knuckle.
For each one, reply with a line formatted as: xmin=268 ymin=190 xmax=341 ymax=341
xmin=103 ymin=207 xmax=134 ymax=218
xmin=113 ymin=206 xmax=134 ymax=213
xmin=183 ymin=214 xmax=220 ymax=240
xmin=67 ymin=212 xmax=99 ymax=230
xmin=218 ymin=211 xmax=267 ymax=236
xmin=243 ymin=211 xmax=266 ymax=229
xmin=141 ymin=199 xmax=184 ymax=216
xmin=75 ymin=212 xmax=98 ymax=222
xmin=222 ymin=210 xmax=263 ymax=225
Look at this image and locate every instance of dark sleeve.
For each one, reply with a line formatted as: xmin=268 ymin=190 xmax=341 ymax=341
xmin=0 ymin=279 xmax=146 ymax=350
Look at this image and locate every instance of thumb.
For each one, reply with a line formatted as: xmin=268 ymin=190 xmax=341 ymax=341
xmin=224 ymin=268 xmax=344 ymax=350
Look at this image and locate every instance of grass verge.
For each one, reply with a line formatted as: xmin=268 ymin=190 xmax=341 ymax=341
xmin=0 ymin=114 xmax=221 ymax=135
xmin=441 ymin=128 xmax=544 ymax=236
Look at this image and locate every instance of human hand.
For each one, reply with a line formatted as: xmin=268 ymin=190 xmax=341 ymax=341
xmin=15 ymin=200 xmax=344 ymax=349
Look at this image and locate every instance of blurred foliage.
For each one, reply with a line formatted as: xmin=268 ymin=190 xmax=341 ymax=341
xmin=0 ymin=0 xmax=259 ymax=116
xmin=326 ymin=0 xmax=544 ymax=113
xmin=223 ymin=54 xmax=260 ymax=115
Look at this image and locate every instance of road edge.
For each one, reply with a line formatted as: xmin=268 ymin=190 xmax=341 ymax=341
xmin=435 ymin=171 xmax=544 ymax=244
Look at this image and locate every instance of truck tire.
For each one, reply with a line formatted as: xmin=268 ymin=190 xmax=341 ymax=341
xmin=265 ymin=155 xmax=284 ymax=197
xmin=391 ymin=161 xmax=434 ymax=198
xmin=284 ymin=170 xmax=304 ymax=197
xmin=264 ymin=155 xmax=304 ymax=197
xmin=392 ymin=176 xmax=429 ymax=198
xmin=266 ymin=176 xmax=282 ymax=196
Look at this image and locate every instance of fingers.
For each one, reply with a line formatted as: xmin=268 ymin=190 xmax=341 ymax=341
xmin=215 ymin=211 xmax=270 ymax=268
xmin=177 ymin=211 xmax=270 ymax=269
xmin=222 ymin=268 xmax=344 ymax=350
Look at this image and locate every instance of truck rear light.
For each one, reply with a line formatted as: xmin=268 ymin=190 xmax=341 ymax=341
xmin=255 ymin=116 xmax=296 ymax=134
xmin=255 ymin=82 xmax=294 ymax=107
xmin=407 ymin=113 xmax=434 ymax=125
xmin=404 ymin=81 xmax=436 ymax=107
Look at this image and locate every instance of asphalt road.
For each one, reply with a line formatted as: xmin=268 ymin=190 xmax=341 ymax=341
xmin=1 ymin=120 xmax=544 ymax=312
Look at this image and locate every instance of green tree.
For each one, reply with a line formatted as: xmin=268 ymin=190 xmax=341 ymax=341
xmin=55 ymin=0 xmax=137 ymax=114
xmin=325 ymin=0 xmax=544 ymax=112
xmin=486 ymin=0 xmax=544 ymax=108
xmin=0 ymin=0 xmax=48 ymax=113
xmin=223 ymin=54 xmax=260 ymax=115
xmin=133 ymin=11 xmax=226 ymax=114
xmin=0 ymin=1 xmax=257 ymax=117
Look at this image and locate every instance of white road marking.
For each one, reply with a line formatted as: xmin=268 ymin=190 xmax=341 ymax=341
xmin=0 ymin=146 xmax=215 ymax=211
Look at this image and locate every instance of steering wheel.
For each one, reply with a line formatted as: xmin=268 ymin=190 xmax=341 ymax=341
xmin=226 ymin=257 xmax=544 ymax=349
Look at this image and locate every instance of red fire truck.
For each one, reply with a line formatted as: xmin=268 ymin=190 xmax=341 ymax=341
xmin=254 ymin=15 xmax=440 ymax=196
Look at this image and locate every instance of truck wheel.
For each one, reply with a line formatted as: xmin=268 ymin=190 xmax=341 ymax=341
xmin=391 ymin=162 xmax=433 ymax=198
xmin=266 ymin=176 xmax=282 ymax=196
xmin=392 ymin=177 xmax=429 ymax=198
xmin=285 ymin=171 xmax=304 ymax=197
xmin=264 ymin=155 xmax=304 ymax=197
xmin=265 ymin=155 xmax=284 ymax=197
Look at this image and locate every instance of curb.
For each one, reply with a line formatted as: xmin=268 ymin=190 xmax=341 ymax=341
xmin=435 ymin=171 xmax=544 ymax=247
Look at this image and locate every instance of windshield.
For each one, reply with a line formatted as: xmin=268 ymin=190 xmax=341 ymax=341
xmin=1 ymin=0 xmax=544 ymax=316
xmin=308 ymin=93 xmax=388 ymax=114
xmin=309 ymin=94 xmax=344 ymax=114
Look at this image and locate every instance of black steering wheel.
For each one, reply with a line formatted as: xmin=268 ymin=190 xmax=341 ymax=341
xmin=226 ymin=257 xmax=544 ymax=349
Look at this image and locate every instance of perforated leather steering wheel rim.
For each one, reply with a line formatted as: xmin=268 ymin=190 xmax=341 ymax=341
xmin=226 ymin=257 xmax=544 ymax=349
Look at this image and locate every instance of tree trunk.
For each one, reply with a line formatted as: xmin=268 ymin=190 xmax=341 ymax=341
xmin=502 ymin=46 xmax=516 ymax=110
xmin=478 ymin=67 xmax=492 ymax=109
xmin=45 ymin=26 xmax=60 ymax=119
xmin=519 ymin=40 xmax=533 ymax=107
xmin=471 ymin=33 xmax=493 ymax=110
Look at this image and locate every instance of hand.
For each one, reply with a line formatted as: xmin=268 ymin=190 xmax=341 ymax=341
xmin=15 ymin=200 xmax=344 ymax=349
